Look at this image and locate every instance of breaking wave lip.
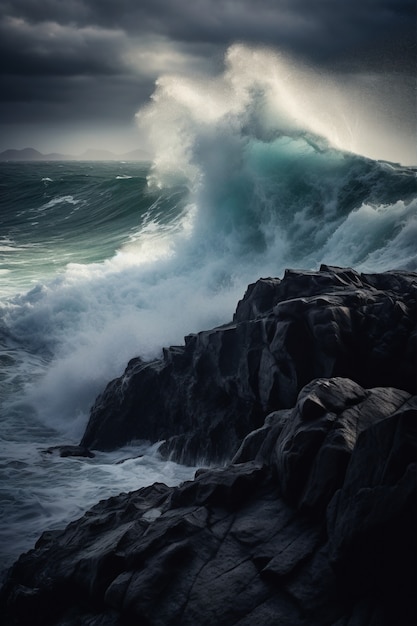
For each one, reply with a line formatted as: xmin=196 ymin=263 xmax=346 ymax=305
xmin=135 ymin=44 xmax=416 ymax=274
xmin=137 ymin=43 xmax=416 ymax=186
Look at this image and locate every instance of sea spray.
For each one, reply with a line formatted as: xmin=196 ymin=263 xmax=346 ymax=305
xmin=137 ymin=45 xmax=417 ymax=280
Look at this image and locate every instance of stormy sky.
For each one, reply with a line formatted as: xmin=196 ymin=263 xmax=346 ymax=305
xmin=0 ymin=0 xmax=415 ymax=161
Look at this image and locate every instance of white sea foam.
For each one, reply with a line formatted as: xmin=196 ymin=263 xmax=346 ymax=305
xmin=40 ymin=195 xmax=81 ymax=210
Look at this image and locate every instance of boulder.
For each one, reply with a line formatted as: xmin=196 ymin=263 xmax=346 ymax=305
xmin=42 ymin=445 xmax=95 ymax=458
xmin=272 ymin=378 xmax=410 ymax=513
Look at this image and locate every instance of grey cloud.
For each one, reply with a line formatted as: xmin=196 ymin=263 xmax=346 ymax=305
xmin=0 ymin=72 xmax=154 ymax=122
xmin=0 ymin=0 xmax=414 ymax=148
xmin=0 ymin=0 xmax=414 ymax=83
xmin=0 ymin=16 xmax=129 ymax=76
xmin=2 ymin=0 xmax=415 ymax=61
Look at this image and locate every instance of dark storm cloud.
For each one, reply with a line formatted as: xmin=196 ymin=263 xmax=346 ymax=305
xmin=2 ymin=0 xmax=415 ymax=72
xmin=0 ymin=20 xmax=127 ymax=76
xmin=0 ymin=0 xmax=415 ymax=149
xmin=0 ymin=73 xmax=152 ymax=123
xmin=126 ymin=0 xmax=415 ymax=73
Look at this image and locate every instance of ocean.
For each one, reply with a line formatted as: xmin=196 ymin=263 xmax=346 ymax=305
xmin=1 ymin=53 xmax=417 ymax=580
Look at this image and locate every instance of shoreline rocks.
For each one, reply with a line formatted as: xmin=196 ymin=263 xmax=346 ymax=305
xmin=1 ymin=377 xmax=415 ymax=625
xmin=81 ymin=265 xmax=416 ymax=465
xmin=1 ymin=266 xmax=416 ymax=625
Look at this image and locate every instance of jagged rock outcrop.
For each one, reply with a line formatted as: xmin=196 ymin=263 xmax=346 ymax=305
xmin=1 ymin=378 xmax=416 ymax=626
xmin=1 ymin=268 xmax=416 ymax=625
xmin=81 ymin=265 xmax=416 ymax=464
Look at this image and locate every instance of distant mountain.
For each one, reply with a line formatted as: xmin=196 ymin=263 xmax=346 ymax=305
xmin=0 ymin=148 xmax=60 ymax=161
xmin=0 ymin=147 xmax=150 ymax=161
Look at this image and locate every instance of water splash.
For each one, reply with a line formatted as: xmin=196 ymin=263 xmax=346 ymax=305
xmin=137 ymin=43 xmax=416 ymax=182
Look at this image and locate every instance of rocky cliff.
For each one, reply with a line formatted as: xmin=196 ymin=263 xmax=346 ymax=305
xmin=1 ymin=266 xmax=416 ymax=625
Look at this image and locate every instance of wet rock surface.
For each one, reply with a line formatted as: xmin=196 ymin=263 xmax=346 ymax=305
xmin=80 ymin=265 xmax=416 ymax=465
xmin=1 ymin=378 xmax=416 ymax=625
xmin=1 ymin=267 xmax=416 ymax=625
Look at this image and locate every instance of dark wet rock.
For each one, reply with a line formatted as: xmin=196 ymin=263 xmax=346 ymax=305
xmin=2 ymin=268 xmax=416 ymax=625
xmin=42 ymin=445 xmax=95 ymax=458
xmin=1 ymin=378 xmax=416 ymax=626
xmin=326 ymin=395 xmax=417 ymax=624
xmin=272 ymin=378 xmax=410 ymax=513
xmin=81 ymin=266 xmax=416 ymax=465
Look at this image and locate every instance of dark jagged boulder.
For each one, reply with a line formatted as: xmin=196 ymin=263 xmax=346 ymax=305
xmin=42 ymin=445 xmax=95 ymax=458
xmin=272 ymin=378 xmax=410 ymax=512
xmin=81 ymin=266 xmax=416 ymax=464
xmin=1 ymin=378 xmax=415 ymax=626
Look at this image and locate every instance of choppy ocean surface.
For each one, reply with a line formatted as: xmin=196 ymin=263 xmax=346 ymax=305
xmin=1 ymin=49 xmax=417 ymax=580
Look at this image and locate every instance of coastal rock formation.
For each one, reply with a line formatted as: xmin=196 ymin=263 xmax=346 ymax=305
xmin=1 ymin=377 xmax=416 ymax=626
xmin=81 ymin=265 xmax=416 ymax=465
xmin=1 ymin=267 xmax=416 ymax=625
